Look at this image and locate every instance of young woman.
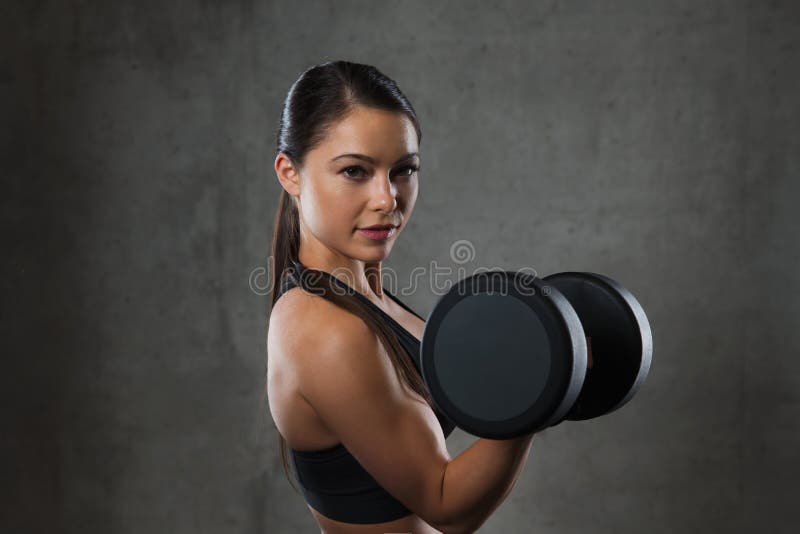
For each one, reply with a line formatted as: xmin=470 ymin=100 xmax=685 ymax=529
xmin=266 ymin=60 xmax=535 ymax=533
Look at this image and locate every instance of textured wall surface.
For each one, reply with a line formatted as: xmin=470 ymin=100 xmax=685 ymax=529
xmin=3 ymin=1 xmax=799 ymax=533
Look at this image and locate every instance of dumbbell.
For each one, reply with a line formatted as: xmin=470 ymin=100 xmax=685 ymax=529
xmin=419 ymin=270 xmax=652 ymax=439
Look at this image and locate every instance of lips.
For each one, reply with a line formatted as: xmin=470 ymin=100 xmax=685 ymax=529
xmin=357 ymin=225 xmax=398 ymax=241
xmin=360 ymin=224 xmax=398 ymax=231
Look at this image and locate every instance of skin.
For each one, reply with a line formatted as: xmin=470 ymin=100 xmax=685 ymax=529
xmin=271 ymin=105 xmax=441 ymax=533
xmin=275 ymin=104 xmax=421 ymax=301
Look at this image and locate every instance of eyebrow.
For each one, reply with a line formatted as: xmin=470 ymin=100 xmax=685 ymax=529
xmin=330 ymin=152 xmax=419 ymax=165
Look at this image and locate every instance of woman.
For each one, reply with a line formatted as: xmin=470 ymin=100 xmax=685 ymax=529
xmin=266 ymin=60 xmax=535 ymax=533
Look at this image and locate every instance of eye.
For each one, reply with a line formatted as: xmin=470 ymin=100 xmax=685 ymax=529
xmin=396 ymin=164 xmax=420 ymax=177
xmin=342 ymin=165 xmax=366 ymax=179
xmin=341 ymin=164 xmax=420 ymax=180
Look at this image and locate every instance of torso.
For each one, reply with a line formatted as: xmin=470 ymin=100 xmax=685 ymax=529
xmin=268 ymin=286 xmax=441 ymax=533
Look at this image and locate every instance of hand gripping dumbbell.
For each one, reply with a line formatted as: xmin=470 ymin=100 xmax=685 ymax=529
xmin=419 ymin=270 xmax=652 ymax=439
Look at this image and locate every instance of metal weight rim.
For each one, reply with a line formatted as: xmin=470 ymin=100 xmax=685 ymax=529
xmin=584 ymin=272 xmax=653 ymax=413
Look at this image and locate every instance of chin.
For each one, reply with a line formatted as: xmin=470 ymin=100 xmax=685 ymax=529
xmin=357 ymin=245 xmax=393 ymax=263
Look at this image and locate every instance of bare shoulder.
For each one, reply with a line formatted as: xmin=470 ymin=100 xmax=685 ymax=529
xmin=268 ymin=286 xmax=377 ymax=370
xmin=268 ymin=285 xmax=423 ymax=413
xmin=267 ymin=286 xmax=382 ymax=449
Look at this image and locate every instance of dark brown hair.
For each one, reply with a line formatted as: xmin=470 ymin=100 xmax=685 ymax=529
xmin=264 ymin=60 xmax=430 ymax=493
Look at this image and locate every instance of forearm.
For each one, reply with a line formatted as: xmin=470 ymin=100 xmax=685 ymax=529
xmin=437 ymin=433 xmax=535 ymax=533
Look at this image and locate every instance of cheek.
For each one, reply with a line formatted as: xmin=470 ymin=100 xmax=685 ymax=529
xmin=306 ymin=182 xmax=360 ymax=234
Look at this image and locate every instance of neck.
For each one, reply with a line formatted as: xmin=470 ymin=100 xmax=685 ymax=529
xmin=296 ymin=250 xmax=385 ymax=300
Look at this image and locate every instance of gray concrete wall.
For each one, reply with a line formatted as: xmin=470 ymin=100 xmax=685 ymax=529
xmin=3 ymin=1 xmax=798 ymax=532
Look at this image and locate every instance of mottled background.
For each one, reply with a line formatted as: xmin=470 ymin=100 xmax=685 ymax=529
xmin=3 ymin=1 xmax=798 ymax=532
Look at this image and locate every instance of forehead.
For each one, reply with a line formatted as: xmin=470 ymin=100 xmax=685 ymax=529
xmin=316 ymin=106 xmax=419 ymax=161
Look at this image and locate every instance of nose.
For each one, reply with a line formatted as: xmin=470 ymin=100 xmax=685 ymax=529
xmin=368 ymin=173 xmax=398 ymax=213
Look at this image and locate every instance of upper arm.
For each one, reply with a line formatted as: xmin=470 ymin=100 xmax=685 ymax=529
xmin=283 ymin=296 xmax=452 ymax=527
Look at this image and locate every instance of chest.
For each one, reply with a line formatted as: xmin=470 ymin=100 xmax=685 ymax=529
xmin=372 ymin=296 xmax=425 ymax=342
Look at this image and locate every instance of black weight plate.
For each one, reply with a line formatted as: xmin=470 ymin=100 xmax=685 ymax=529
xmin=420 ymin=270 xmax=587 ymax=439
xmin=542 ymin=272 xmax=652 ymax=422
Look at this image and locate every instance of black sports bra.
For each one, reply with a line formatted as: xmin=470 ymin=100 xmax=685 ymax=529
xmin=274 ymin=258 xmax=456 ymax=524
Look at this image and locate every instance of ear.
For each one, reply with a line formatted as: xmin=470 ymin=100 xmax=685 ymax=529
xmin=274 ymin=152 xmax=301 ymax=197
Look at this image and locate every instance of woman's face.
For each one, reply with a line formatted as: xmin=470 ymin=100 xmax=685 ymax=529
xmin=278 ymin=105 xmax=420 ymax=266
